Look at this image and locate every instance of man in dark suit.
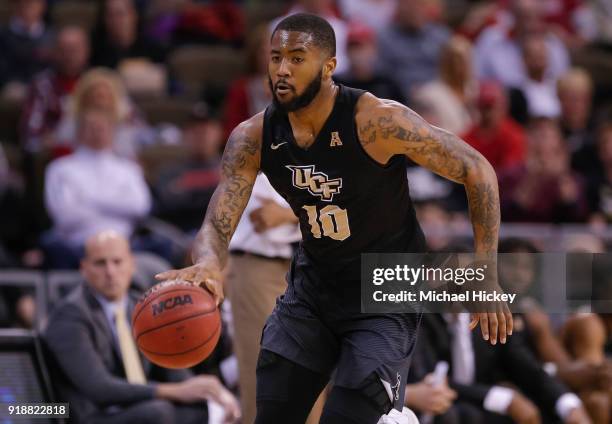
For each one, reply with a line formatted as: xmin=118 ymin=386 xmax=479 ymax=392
xmin=44 ymin=230 xmax=240 ymax=424
xmin=406 ymin=313 xmax=590 ymax=424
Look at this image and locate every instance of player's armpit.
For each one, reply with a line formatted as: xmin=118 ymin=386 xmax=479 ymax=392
xmin=192 ymin=116 xmax=263 ymax=268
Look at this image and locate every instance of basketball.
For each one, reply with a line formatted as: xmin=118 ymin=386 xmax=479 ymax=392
xmin=132 ymin=280 xmax=221 ymax=369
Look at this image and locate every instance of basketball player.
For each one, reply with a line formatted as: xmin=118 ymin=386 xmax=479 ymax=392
xmin=157 ymin=13 xmax=512 ymax=424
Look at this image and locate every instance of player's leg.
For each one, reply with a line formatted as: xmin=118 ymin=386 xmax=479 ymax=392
xmin=319 ymin=372 xmax=392 ymax=424
xmin=322 ymin=312 xmax=421 ymax=423
xmin=255 ymin=349 xmax=329 ymax=424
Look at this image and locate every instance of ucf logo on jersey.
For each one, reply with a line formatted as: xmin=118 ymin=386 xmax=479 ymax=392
xmin=286 ymin=165 xmax=342 ymax=201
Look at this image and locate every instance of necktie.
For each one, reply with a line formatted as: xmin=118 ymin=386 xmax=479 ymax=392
xmin=115 ymin=306 xmax=147 ymax=384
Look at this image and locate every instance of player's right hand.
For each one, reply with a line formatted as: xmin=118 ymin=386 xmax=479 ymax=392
xmin=155 ymin=264 xmax=224 ymax=306
xmin=469 ymin=304 xmax=513 ymax=346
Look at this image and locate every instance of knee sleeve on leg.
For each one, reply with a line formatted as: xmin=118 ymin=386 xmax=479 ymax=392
xmin=255 ymin=350 xmax=328 ymax=424
xmin=321 ymin=374 xmax=393 ymax=424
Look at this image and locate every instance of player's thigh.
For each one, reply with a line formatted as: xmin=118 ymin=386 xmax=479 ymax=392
xmin=255 ymin=349 xmax=329 ymax=424
xmin=320 ymin=373 xmax=392 ymax=424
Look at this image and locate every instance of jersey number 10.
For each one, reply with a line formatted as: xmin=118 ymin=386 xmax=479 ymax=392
xmin=303 ymin=205 xmax=351 ymax=241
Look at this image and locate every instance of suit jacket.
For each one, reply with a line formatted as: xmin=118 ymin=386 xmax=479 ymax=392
xmin=408 ymin=314 xmax=568 ymax=417
xmin=43 ymin=283 xmax=192 ymax=423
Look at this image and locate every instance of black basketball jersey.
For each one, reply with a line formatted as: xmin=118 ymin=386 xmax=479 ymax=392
xmin=260 ymin=84 xmax=425 ymax=270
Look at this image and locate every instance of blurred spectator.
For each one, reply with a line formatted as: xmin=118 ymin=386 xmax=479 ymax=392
xmin=412 ymin=35 xmax=476 ymax=135
xmin=587 ymin=122 xmax=612 ymax=224
xmin=172 ymin=0 xmax=244 ymax=46
xmin=20 ymin=26 xmax=90 ymax=153
xmin=337 ymin=0 xmax=397 ymax=32
xmin=561 ymin=313 xmax=612 ymax=423
xmin=499 ymin=118 xmax=589 ymax=222
xmin=43 ymin=108 xmax=151 ymax=268
xmin=334 ymin=22 xmax=405 ymax=105
xmin=0 ymin=144 xmax=29 ymax=267
xmin=153 ymin=104 xmax=222 ymax=233
xmin=0 ymin=0 xmax=53 ymax=99
xmin=44 ymin=230 xmax=240 ymax=424
xmin=509 ymin=32 xmax=561 ymax=120
xmin=463 ymin=81 xmax=526 ymax=173
xmin=590 ymin=0 xmax=612 ymax=46
xmin=408 ymin=312 xmax=589 ymax=423
xmin=557 ymin=68 xmax=597 ymax=173
xmin=272 ymin=0 xmax=349 ymax=75
xmin=378 ymin=0 xmax=450 ymax=102
xmin=474 ymin=0 xmax=570 ymax=88
xmin=91 ymin=0 xmax=165 ymax=69
xmin=498 ymin=237 xmax=611 ymax=424
xmin=415 ymin=200 xmax=454 ymax=251
xmin=54 ymin=67 xmax=152 ymax=159
xmin=222 ymin=24 xmax=271 ymax=141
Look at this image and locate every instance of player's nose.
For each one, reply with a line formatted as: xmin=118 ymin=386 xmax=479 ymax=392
xmin=276 ymin=58 xmax=291 ymax=77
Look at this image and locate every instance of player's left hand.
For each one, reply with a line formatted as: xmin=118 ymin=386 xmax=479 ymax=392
xmin=469 ymin=305 xmax=513 ymax=345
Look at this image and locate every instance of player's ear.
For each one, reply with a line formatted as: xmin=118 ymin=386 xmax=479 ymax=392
xmin=323 ymin=56 xmax=337 ymax=78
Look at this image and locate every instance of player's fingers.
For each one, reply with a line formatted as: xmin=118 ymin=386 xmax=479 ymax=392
xmin=155 ymin=269 xmax=179 ymax=281
xmin=488 ymin=312 xmax=498 ymax=345
xmin=479 ymin=313 xmax=489 ymax=341
xmin=504 ymin=304 xmax=513 ymax=336
xmin=469 ymin=313 xmax=479 ymax=330
xmin=497 ymin=305 xmax=507 ymax=344
xmin=203 ymin=278 xmax=224 ymax=306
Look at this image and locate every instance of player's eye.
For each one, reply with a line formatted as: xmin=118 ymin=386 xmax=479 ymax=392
xmin=271 ymin=55 xmax=280 ymax=63
xmin=292 ymin=57 xmax=304 ymax=64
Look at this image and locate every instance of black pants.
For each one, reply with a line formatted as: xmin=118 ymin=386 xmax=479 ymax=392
xmin=90 ymin=399 xmax=207 ymax=424
xmin=255 ymin=349 xmax=392 ymax=424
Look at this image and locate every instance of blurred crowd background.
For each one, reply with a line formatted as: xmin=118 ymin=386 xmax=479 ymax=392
xmin=2 ymin=0 xmax=612 ymax=423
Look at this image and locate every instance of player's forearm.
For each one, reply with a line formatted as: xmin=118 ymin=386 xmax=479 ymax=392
xmin=464 ymin=159 xmax=500 ymax=256
xmin=192 ymin=179 xmax=253 ymax=268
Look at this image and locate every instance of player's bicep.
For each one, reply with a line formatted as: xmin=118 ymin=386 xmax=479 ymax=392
xmin=203 ymin=124 xmax=261 ymax=244
xmin=389 ymin=107 xmax=483 ymax=184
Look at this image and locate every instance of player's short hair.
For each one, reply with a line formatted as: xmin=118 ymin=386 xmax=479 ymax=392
xmin=272 ymin=13 xmax=336 ymax=57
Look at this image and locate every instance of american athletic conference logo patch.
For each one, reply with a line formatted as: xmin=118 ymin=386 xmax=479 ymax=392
xmin=286 ymin=165 xmax=342 ymax=201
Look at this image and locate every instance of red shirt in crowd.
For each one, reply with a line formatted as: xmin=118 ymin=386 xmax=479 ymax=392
xmin=462 ymin=118 xmax=527 ymax=173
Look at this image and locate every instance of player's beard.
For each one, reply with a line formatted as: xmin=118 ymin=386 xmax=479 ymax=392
xmin=269 ymin=71 xmax=323 ymax=112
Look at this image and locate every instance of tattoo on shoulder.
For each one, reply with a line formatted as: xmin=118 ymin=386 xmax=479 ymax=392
xmin=221 ymin=133 xmax=260 ymax=177
xmin=358 ymin=108 xmax=480 ymax=182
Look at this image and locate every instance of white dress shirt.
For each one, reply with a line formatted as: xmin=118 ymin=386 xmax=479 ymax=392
xmin=93 ymin=291 xmax=129 ymax=343
xmin=229 ymin=173 xmax=300 ymax=259
xmin=45 ymin=147 xmax=152 ymax=245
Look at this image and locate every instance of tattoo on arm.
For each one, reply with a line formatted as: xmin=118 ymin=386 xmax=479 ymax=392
xmin=192 ymin=132 xmax=260 ymax=266
xmin=466 ymin=182 xmax=500 ymax=254
xmin=358 ymin=104 xmax=500 ymax=253
xmin=358 ymin=108 xmax=481 ymax=182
